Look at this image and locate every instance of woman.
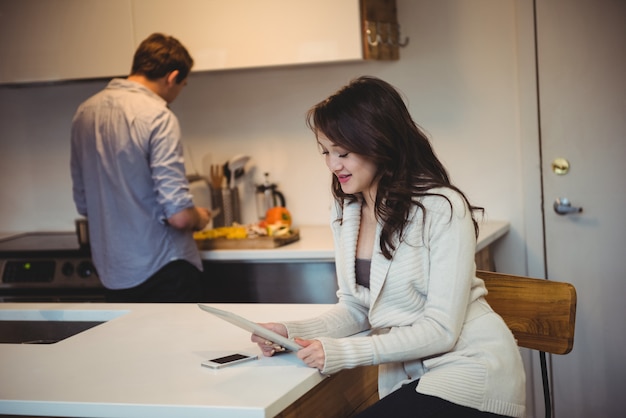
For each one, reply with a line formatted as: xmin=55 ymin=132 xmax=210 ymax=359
xmin=252 ymin=76 xmax=526 ymax=417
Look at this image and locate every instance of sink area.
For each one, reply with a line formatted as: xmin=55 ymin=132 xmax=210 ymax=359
xmin=0 ymin=320 xmax=104 ymax=344
xmin=0 ymin=309 xmax=128 ymax=344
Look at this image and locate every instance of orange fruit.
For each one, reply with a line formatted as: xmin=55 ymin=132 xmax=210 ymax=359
xmin=265 ymin=206 xmax=292 ymax=226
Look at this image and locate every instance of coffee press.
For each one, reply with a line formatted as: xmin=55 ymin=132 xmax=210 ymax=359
xmin=255 ymin=172 xmax=286 ymax=219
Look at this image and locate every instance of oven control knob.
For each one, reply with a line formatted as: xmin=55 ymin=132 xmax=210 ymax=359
xmin=77 ymin=261 xmax=96 ymax=278
xmin=61 ymin=261 xmax=75 ymax=277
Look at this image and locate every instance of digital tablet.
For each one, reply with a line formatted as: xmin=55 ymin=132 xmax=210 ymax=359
xmin=197 ymin=304 xmax=302 ymax=352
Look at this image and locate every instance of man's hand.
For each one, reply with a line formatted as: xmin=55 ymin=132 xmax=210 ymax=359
xmin=168 ymin=206 xmax=210 ymax=231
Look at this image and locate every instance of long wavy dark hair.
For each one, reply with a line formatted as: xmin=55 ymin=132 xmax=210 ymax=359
xmin=306 ymin=76 xmax=483 ymax=260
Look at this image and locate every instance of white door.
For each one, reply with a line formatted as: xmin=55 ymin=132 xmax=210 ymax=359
xmin=536 ymin=0 xmax=626 ymax=416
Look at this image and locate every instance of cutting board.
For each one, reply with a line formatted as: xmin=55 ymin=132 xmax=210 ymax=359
xmin=195 ymin=229 xmax=299 ymax=250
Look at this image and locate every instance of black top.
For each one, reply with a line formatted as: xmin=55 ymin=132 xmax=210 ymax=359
xmin=355 ymin=258 xmax=371 ymax=289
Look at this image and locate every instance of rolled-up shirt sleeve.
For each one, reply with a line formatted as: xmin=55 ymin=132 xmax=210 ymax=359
xmin=148 ymin=109 xmax=194 ymax=222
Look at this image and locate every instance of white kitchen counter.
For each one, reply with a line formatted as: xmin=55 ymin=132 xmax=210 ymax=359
xmin=0 ymin=221 xmax=508 ymax=263
xmin=200 ymin=225 xmax=336 ymax=262
xmin=0 ymin=303 xmax=336 ymax=418
xmin=475 ymin=220 xmax=510 ymax=252
xmin=200 ymin=220 xmax=510 ymax=262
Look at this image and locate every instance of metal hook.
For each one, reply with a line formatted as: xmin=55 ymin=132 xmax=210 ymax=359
xmin=366 ymin=21 xmax=409 ymax=48
xmin=366 ymin=27 xmax=379 ymax=46
xmin=366 ymin=22 xmax=383 ymax=46
xmin=397 ymin=24 xmax=409 ymax=47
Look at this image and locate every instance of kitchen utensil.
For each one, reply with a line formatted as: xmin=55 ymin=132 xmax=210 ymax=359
xmin=255 ymin=172 xmax=286 ymax=220
xmin=210 ymin=187 xmax=240 ymax=228
xmin=209 ymin=156 xmax=247 ymax=227
xmin=210 ymin=188 xmax=225 ymax=227
xmin=220 ymin=187 xmax=241 ymax=227
xmin=209 ymin=164 xmax=224 ymax=190
xmin=225 ymin=154 xmax=250 ymax=190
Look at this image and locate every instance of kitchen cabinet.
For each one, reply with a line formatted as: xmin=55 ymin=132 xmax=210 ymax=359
xmin=132 ymin=0 xmax=369 ymax=72
xmin=201 ymin=250 xmax=499 ymax=304
xmin=0 ymin=0 xmax=134 ymax=84
xmin=202 ymin=260 xmax=339 ymax=304
xmin=0 ymin=0 xmax=401 ymax=84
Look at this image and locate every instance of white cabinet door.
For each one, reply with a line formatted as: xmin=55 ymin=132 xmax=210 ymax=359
xmin=131 ymin=0 xmax=362 ymax=72
xmin=0 ymin=0 xmax=135 ymax=84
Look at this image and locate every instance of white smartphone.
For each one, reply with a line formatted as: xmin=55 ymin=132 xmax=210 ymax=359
xmin=201 ymin=353 xmax=258 ymax=369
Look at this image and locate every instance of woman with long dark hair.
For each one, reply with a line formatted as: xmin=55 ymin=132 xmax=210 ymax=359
xmin=252 ymin=76 xmax=525 ymax=417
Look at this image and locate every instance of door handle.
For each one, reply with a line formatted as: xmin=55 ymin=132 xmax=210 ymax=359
xmin=553 ymin=197 xmax=583 ymax=215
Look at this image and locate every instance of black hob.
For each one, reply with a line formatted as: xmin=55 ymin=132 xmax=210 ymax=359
xmin=0 ymin=231 xmax=87 ymax=255
xmin=0 ymin=232 xmax=102 ymax=296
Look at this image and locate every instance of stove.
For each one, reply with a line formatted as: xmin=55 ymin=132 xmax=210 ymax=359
xmin=0 ymin=232 xmax=104 ymax=302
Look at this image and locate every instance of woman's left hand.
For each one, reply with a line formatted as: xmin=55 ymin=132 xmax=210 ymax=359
xmin=294 ymin=338 xmax=325 ymax=370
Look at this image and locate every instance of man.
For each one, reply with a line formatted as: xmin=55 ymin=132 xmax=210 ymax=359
xmin=70 ymin=33 xmax=211 ymax=302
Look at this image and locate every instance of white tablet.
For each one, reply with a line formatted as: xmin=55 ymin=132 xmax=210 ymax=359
xmin=197 ymin=304 xmax=302 ymax=352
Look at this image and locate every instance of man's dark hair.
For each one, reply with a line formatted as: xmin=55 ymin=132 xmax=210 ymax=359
xmin=131 ymin=33 xmax=194 ymax=83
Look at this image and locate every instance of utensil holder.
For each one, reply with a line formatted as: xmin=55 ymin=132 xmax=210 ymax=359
xmin=210 ymin=187 xmax=240 ymax=228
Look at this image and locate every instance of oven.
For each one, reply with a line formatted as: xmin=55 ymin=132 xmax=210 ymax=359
xmin=0 ymin=232 xmax=105 ymax=302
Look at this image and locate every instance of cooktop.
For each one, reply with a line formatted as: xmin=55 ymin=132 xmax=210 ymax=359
xmin=0 ymin=232 xmax=84 ymax=255
xmin=0 ymin=232 xmax=99 ymax=288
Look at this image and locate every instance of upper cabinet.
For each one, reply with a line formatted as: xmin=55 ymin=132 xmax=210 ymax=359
xmin=0 ymin=0 xmax=401 ymax=85
xmin=0 ymin=0 xmax=135 ymax=84
xmin=132 ymin=0 xmax=363 ymax=72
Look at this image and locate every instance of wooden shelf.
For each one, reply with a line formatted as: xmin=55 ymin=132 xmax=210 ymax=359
xmin=361 ymin=0 xmax=401 ymax=60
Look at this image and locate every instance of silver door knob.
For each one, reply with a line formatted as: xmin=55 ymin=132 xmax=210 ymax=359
xmin=553 ymin=197 xmax=583 ymax=215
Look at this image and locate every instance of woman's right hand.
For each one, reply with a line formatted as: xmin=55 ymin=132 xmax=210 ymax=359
xmin=251 ymin=322 xmax=289 ymax=356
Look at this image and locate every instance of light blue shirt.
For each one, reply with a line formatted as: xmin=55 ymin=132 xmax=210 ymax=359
xmin=70 ymin=78 xmax=202 ymax=289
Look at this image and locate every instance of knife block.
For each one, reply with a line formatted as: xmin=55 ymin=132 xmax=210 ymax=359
xmin=210 ymin=187 xmax=240 ymax=228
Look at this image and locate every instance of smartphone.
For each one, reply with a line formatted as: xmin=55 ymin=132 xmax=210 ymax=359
xmin=201 ymin=353 xmax=258 ymax=369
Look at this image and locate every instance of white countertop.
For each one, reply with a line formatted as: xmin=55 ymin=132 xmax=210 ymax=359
xmin=0 ymin=221 xmax=510 ymax=416
xmin=0 ymin=220 xmax=508 ymax=262
xmin=201 ymin=220 xmax=510 ymax=261
xmin=475 ymin=220 xmax=510 ymax=252
xmin=0 ymin=303 xmax=335 ymax=418
xmin=201 ymin=225 xmax=336 ymax=262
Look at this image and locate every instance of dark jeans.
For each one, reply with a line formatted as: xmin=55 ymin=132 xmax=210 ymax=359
xmin=355 ymin=380 xmax=509 ymax=418
xmin=105 ymin=260 xmax=203 ymax=303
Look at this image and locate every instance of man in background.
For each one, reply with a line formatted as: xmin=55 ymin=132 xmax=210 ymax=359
xmin=70 ymin=33 xmax=211 ymax=302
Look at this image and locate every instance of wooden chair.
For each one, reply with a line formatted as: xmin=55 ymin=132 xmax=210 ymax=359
xmin=476 ymin=270 xmax=577 ymax=418
xmin=280 ymin=271 xmax=577 ymax=418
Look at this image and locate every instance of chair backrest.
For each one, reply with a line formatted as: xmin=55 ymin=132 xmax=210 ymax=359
xmin=476 ymin=270 xmax=577 ymax=355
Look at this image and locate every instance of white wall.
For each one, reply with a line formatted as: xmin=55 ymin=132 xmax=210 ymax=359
xmin=0 ymin=0 xmax=539 ymax=277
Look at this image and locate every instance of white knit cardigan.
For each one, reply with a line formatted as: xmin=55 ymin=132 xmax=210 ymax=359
xmin=283 ymin=188 xmax=526 ymax=417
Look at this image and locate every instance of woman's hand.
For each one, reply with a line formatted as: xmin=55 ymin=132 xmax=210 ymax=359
xmin=251 ymin=325 xmax=326 ymax=371
xmin=251 ymin=323 xmax=289 ymax=356
xmin=294 ymin=338 xmax=325 ymax=371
